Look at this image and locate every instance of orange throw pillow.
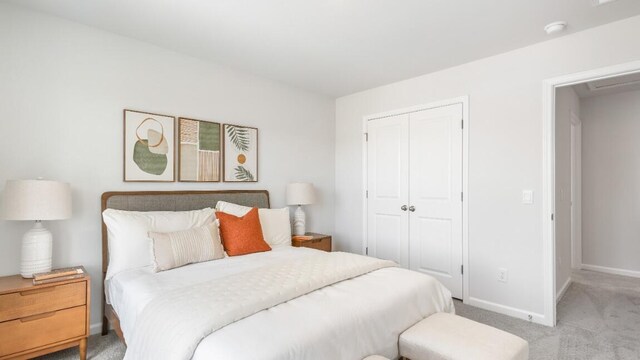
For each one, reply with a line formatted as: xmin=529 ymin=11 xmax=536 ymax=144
xmin=216 ymin=207 xmax=271 ymax=256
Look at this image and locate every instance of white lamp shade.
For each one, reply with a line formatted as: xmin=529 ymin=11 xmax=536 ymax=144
xmin=1 ymin=179 xmax=72 ymax=221
xmin=286 ymin=183 xmax=316 ymax=205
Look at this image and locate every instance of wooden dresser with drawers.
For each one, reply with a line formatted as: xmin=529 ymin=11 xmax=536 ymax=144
xmin=0 ymin=270 xmax=90 ymax=360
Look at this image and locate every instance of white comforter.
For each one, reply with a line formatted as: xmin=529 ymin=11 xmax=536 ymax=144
xmin=108 ymin=247 xmax=454 ymax=360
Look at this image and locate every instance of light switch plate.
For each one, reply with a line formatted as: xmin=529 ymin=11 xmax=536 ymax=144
xmin=522 ymin=190 xmax=534 ymax=204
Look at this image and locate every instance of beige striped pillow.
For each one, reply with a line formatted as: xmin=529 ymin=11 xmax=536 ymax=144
xmin=149 ymin=221 xmax=225 ymax=272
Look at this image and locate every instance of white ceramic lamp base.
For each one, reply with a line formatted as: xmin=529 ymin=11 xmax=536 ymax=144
xmin=293 ymin=205 xmax=306 ymax=236
xmin=21 ymin=221 xmax=53 ymax=278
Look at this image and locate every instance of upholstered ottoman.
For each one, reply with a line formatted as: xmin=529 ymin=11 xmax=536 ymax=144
xmin=399 ymin=312 xmax=528 ymax=360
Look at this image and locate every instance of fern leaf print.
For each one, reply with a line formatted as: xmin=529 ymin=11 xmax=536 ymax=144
xmin=235 ymin=166 xmax=255 ymax=181
xmin=226 ymin=125 xmax=250 ymax=152
xmin=224 ymin=124 xmax=257 ymax=182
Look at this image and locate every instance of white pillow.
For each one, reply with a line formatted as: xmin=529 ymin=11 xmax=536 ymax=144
xmin=215 ymin=201 xmax=254 ymax=216
xmin=102 ymin=208 xmax=215 ymax=279
xmin=215 ymin=201 xmax=292 ymax=247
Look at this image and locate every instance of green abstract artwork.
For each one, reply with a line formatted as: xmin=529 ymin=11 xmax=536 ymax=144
xmin=179 ymin=118 xmax=221 ymax=182
xmin=133 ymin=139 xmax=168 ymax=175
xmin=124 ymin=110 xmax=175 ymax=182
xmin=199 ymin=121 xmax=221 ymax=151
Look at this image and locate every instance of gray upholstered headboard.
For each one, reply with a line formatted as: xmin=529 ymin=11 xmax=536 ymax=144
xmin=102 ymin=190 xmax=269 ymax=213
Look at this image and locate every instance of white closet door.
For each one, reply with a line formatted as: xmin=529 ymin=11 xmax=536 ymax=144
xmin=367 ymin=114 xmax=410 ymax=267
xmin=408 ymin=103 xmax=463 ymax=299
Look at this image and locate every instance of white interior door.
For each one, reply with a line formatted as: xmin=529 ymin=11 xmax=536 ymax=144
xmin=366 ymin=114 xmax=410 ymax=267
xmin=408 ymin=103 xmax=463 ymax=299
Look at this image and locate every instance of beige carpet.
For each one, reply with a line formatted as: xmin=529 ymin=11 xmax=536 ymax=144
xmin=456 ymin=281 xmax=640 ymax=359
xmin=36 ymin=271 xmax=640 ymax=359
xmin=36 ymin=332 xmax=125 ymax=360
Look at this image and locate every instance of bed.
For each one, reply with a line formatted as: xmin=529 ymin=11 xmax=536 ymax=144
xmin=101 ymin=190 xmax=454 ymax=360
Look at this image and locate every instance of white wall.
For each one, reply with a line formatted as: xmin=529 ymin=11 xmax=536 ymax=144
xmin=555 ymin=87 xmax=579 ymax=297
xmin=581 ymin=89 xmax=640 ymax=274
xmin=335 ymin=15 xmax=640 ymax=323
xmin=0 ymin=4 xmax=335 ymax=332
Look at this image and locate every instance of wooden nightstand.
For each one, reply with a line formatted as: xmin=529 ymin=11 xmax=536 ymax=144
xmin=292 ymin=233 xmax=332 ymax=252
xmin=0 ymin=269 xmax=90 ymax=360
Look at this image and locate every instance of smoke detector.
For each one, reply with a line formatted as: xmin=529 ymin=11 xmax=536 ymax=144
xmin=544 ymin=21 xmax=567 ymax=35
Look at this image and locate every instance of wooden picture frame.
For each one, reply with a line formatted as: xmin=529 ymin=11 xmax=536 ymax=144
xmin=123 ymin=109 xmax=175 ymax=182
xmin=178 ymin=117 xmax=222 ymax=182
xmin=223 ymin=124 xmax=259 ymax=182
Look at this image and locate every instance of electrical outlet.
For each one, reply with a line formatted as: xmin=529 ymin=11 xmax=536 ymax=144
xmin=498 ymin=268 xmax=508 ymax=283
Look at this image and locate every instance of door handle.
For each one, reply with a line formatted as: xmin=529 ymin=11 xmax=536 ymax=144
xmin=409 ymin=206 xmax=416 ymax=212
xmin=401 ymin=205 xmax=408 ymax=211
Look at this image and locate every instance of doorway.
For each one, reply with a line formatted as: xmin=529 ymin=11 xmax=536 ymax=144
xmin=362 ymin=97 xmax=469 ymax=300
xmin=544 ymin=61 xmax=640 ymax=326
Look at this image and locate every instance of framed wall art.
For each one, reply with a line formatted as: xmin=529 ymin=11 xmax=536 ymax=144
xmin=123 ymin=109 xmax=175 ymax=182
xmin=178 ymin=117 xmax=221 ymax=182
xmin=223 ymin=124 xmax=258 ymax=182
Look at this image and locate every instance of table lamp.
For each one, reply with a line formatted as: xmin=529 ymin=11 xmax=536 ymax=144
xmin=286 ymin=182 xmax=316 ymax=236
xmin=1 ymin=179 xmax=72 ymax=278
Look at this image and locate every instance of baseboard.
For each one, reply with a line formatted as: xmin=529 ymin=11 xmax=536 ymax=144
xmin=556 ymin=278 xmax=571 ymax=303
xmin=581 ymin=263 xmax=640 ymax=279
xmin=465 ymin=297 xmax=547 ymax=325
xmin=90 ymin=322 xmax=103 ymax=335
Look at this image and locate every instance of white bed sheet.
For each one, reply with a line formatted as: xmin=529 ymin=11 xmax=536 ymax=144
xmin=107 ymin=246 xmax=454 ymax=360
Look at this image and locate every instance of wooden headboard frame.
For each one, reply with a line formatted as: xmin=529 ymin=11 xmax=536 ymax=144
xmin=100 ymin=190 xmax=270 ymax=338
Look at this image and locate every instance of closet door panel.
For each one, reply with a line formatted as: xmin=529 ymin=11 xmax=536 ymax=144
xmin=416 ymin=217 xmax=452 ymax=274
xmin=409 ymin=103 xmax=463 ymax=299
xmin=366 ymin=114 xmax=410 ymax=267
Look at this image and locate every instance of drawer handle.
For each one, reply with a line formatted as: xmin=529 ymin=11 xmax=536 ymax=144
xmin=20 ymin=311 xmax=56 ymax=322
xmin=310 ymin=239 xmax=322 ymax=243
xmin=20 ymin=286 xmax=57 ymax=296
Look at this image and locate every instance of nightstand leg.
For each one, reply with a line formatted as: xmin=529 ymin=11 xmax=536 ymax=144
xmin=79 ymin=338 xmax=87 ymax=360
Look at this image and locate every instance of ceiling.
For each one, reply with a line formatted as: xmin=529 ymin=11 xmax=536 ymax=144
xmin=6 ymin=0 xmax=640 ymax=97
xmin=573 ymin=72 xmax=640 ymax=97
